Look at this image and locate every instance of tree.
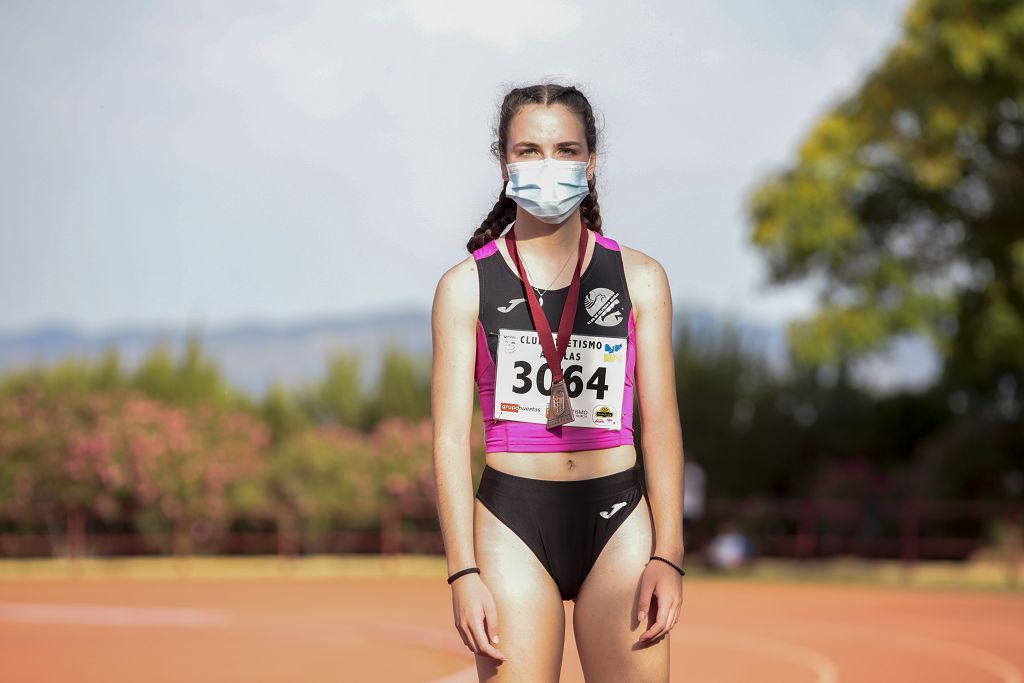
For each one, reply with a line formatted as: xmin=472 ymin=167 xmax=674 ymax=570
xmin=747 ymin=0 xmax=1024 ymax=390
xmin=366 ymin=346 xmax=431 ymax=426
xmin=131 ymin=330 xmax=237 ymax=408
xmin=309 ymin=351 xmax=368 ymax=429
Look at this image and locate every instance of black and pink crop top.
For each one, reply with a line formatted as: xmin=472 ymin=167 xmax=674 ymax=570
xmin=472 ymin=229 xmax=637 ymax=453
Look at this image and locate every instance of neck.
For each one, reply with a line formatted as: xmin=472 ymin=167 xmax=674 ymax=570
xmin=511 ymin=208 xmax=584 ymax=258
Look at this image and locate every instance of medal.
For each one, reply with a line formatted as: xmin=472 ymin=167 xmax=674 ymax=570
xmin=505 ymin=215 xmax=589 ymax=428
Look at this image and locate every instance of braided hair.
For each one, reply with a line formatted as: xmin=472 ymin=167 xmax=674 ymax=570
xmin=466 ymin=82 xmax=605 ymax=254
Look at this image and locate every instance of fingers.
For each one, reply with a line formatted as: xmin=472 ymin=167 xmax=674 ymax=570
xmin=658 ymin=600 xmax=681 ymax=641
xmin=452 ymin=580 xmax=508 ymax=662
xmin=456 ymin=613 xmax=480 ymax=654
xmin=639 ymin=588 xmax=681 ymax=642
xmin=483 ymin=598 xmax=502 ymax=648
xmin=639 ymin=592 xmax=668 ymax=641
xmin=469 ymin=614 xmax=507 ymax=661
xmin=636 ymin=574 xmax=654 ymax=623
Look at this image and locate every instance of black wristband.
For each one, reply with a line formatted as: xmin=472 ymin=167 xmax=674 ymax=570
xmin=650 ymin=555 xmax=686 ymax=576
xmin=447 ymin=567 xmax=481 ymax=584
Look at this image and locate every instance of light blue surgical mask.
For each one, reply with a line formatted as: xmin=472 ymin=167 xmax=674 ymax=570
xmin=504 ymin=158 xmax=590 ymax=224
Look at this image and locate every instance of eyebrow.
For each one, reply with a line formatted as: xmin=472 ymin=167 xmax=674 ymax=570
xmin=512 ymin=140 xmax=582 ymax=149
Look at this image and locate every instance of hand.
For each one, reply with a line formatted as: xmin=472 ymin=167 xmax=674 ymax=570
xmin=451 ymin=573 xmax=508 ymax=661
xmin=636 ymin=557 xmax=684 ymax=643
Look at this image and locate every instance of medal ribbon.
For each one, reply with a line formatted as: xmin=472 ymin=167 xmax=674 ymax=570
xmin=505 ymin=215 xmax=588 ymax=387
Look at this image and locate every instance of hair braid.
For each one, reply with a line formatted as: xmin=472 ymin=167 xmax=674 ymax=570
xmin=580 ymin=178 xmax=603 ymax=233
xmin=467 ymin=190 xmax=517 ymax=253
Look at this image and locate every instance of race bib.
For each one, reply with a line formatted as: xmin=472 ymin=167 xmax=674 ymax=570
xmin=494 ymin=327 xmax=628 ymax=429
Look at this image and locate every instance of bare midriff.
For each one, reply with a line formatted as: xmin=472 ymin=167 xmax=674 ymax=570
xmin=484 ymin=443 xmax=638 ymax=481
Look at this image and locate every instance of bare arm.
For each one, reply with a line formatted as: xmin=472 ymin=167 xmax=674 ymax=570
xmin=627 ymin=249 xmax=686 ymax=566
xmin=431 ymin=255 xmax=481 ymax=577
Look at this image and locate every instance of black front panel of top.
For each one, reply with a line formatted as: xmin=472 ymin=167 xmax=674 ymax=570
xmin=477 ymin=241 xmax=633 ymax=362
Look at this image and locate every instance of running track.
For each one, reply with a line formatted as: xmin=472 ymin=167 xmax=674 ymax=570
xmin=1 ymin=577 xmax=1021 ymax=681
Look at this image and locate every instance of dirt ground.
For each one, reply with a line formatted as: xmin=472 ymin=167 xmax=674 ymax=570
xmin=1 ymin=572 xmax=1022 ymax=682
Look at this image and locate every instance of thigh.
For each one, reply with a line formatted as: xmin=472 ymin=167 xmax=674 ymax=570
xmin=474 ymin=497 xmax=566 ymax=682
xmin=572 ymin=494 xmax=669 ymax=683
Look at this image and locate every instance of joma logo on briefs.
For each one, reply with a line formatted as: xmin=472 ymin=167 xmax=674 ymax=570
xmin=500 ymin=402 xmax=520 ymax=412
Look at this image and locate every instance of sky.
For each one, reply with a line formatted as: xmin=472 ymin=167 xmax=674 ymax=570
xmin=1 ymin=0 xmax=911 ymax=335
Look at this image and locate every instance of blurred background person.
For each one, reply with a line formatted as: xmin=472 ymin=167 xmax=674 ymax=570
xmin=707 ymin=519 xmax=755 ymax=572
xmin=683 ymin=458 xmax=706 ymax=557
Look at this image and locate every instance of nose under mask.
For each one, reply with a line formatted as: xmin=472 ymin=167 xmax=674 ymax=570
xmin=504 ymin=158 xmax=590 ymax=224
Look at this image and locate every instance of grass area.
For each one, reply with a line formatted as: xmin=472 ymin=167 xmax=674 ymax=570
xmin=0 ymin=554 xmax=1019 ymax=593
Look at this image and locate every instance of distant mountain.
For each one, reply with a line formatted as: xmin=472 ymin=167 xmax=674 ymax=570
xmin=0 ymin=305 xmax=937 ymax=398
xmin=0 ymin=307 xmax=428 ymax=397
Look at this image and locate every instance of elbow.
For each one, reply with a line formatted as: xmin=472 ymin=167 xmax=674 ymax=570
xmin=433 ymin=429 xmax=471 ymax=456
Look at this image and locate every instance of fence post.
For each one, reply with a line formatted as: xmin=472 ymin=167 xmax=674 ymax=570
xmin=900 ymin=498 xmax=919 ymax=584
xmin=797 ymin=499 xmax=817 ymax=560
xmin=380 ymin=506 xmax=402 ymax=555
xmin=1006 ymin=510 xmax=1022 ymax=590
xmin=66 ymin=507 xmax=86 ymax=561
xmin=276 ymin=509 xmax=299 ymax=558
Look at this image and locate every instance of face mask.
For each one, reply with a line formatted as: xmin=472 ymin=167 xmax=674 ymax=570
xmin=504 ymin=158 xmax=590 ymax=225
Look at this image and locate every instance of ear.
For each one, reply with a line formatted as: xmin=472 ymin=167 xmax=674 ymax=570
xmin=500 ymin=154 xmax=509 ymax=182
xmin=587 ymin=152 xmax=597 ymax=180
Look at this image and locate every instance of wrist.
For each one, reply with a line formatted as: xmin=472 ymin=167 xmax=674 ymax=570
xmin=649 ymin=554 xmax=686 ymax=576
xmin=653 ymin=545 xmax=684 ymax=566
xmin=447 ymin=557 xmax=478 ymax=576
xmin=447 ymin=566 xmax=480 ymax=585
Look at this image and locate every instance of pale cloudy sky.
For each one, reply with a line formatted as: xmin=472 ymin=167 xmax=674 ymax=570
xmin=1 ymin=0 xmax=910 ymax=335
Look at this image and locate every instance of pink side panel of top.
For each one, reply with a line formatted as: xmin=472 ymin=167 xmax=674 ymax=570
xmin=472 ymin=239 xmax=499 ymax=260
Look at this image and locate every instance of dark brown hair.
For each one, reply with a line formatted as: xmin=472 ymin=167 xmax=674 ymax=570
xmin=466 ymin=82 xmax=605 ymax=254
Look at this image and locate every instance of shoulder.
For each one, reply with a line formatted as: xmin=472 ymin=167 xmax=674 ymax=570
xmin=432 ymin=254 xmax=479 ymax=321
xmin=617 ymin=243 xmax=669 ymax=306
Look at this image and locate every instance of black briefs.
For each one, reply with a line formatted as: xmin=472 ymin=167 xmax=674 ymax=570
xmin=474 ymin=463 xmax=647 ymax=601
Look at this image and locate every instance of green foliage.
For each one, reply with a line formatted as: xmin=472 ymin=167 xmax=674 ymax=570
xmin=365 ymin=345 xmax=431 ymax=427
xmin=306 ymin=351 xmax=368 ymax=429
xmin=262 ymin=425 xmax=379 ymax=528
xmin=131 ymin=330 xmax=238 ymax=408
xmin=669 ymin=317 xmax=847 ymax=497
xmin=0 ymin=347 xmax=123 ymax=400
xmin=370 ymin=416 xmax=436 ymax=517
xmin=0 ymin=342 xmax=445 ymax=548
xmin=260 ymin=381 xmax=311 ymax=445
xmin=0 ymin=307 xmax=1017 ymax=560
xmin=663 ymin=313 xmax=1017 ymax=501
xmin=130 ymin=342 xmax=176 ymax=399
xmin=746 ymin=0 xmax=1024 ymax=384
xmin=92 ymin=346 xmax=123 ymax=391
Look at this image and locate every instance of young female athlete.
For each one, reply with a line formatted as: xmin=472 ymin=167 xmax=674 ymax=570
xmin=431 ymin=82 xmax=686 ymax=682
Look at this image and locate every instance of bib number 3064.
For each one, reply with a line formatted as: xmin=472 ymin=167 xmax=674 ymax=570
xmin=494 ymin=328 xmax=628 ymax=429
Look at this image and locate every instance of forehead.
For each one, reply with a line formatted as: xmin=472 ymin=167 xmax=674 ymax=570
xmin=507 ymin=104 xmax=585 ymax=144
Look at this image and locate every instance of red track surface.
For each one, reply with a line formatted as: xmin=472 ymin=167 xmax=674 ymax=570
xmin=1 ymin=577 xmax=1021 ymax=682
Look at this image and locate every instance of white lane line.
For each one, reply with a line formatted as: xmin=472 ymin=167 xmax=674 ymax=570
xmin=898 ymin=613 xmax=1024 ymax=634
xmin=373 ymin=621 xmax=840 ymax=683
xmin=678 ymin=624 xmax=840 ymax=683
xmin=368 ymin=622 xmax=478 ymax=683
xmin=0 ymin=602 xmax=232 ymax=628
xmin=765 ymin=618 xmax=1022 ymax=683
xmin=423 ymin=666 xmax=479 ymax=683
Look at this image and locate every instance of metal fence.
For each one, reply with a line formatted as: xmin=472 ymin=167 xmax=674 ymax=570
xmin=2 ymin=497 xmax=1021 ymax=582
